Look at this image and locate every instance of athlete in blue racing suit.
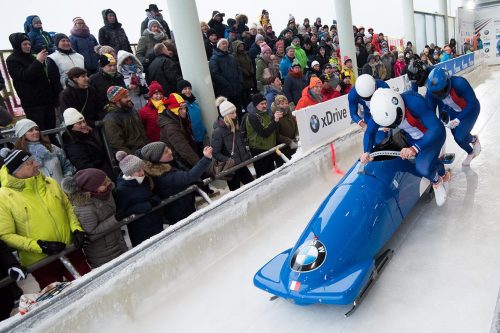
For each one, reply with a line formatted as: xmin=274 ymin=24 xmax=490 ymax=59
xmin=361 ymin=89 xmax=449 ymax=206
xmin=349 ymin=74 xmax=390 ymax=145
xmin=425 ymin=67 xmax=480 ymax=166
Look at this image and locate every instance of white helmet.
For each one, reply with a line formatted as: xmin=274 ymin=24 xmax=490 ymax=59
xmin=355 ymin=74 xmax=376 ymax=98
xmin=370 ymin=88 xmax=405 ymax=128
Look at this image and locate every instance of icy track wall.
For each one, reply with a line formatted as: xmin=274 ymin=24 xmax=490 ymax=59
xmin=0 ymin=131 xmax=363 ymax=333
xmin=0 ymin=51 xmax=488 ymax=333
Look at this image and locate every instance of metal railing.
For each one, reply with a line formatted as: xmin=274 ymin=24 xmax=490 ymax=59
xmin=0 ymin=142 xmax=289 ymax=289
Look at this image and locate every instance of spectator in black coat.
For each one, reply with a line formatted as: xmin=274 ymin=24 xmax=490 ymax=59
xmin=139 ymin=141 xmax=212 ymax=224
xmin=59 ymin=67 xmax=102 ymax=127
xmin=114 ymin=151 xmax=163 ymax=247
xmin=208 ymin=11 xmax=227 ymax=39
xmin=147 ymin=42 xmax=183 ymax=96
xmin=98 ymin=9 xmax=132 ymax=53
xmin=140 ymin=4 xmax=172 ymax=39
xmin=209 ymin=39 xmax=242 ymax=117
xmin=61 ymin=108 xmax=115 ymax=179
xmin=89 ymin=54 xmax=126 ymax=113
xmin=212 ymin=98 xmax=253 ymax=191
xmin=0 ymin=239 xmax=26 ymax=320
xmin=204 ymin=29 xmax=218 ymax=61
xmin=0 ymin=71 xmax=13 ymax=127
xmin=6 ymin=33 xmax=58 ymax=131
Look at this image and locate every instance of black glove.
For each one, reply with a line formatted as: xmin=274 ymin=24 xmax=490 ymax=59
xmin=37 ymin=240 xmax=66 ymax=255
xmin=8 ymin=265 xmax=27 ymax=282
xmin=73 ymin=230 xmax=90 ymax=249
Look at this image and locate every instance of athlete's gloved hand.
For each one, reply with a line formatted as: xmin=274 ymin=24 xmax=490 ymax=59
xmin=447 ymin=118 xmax=460 ymax=129
xmin=360 ymin=152 xmax=373 ymax=164
xmin=73 ymin=230 xmax=90 ymax=249
xmin=37 ymin=240 xmax=66 ymax=255
xmin=8 ymin=265 xmax=27 ymax=282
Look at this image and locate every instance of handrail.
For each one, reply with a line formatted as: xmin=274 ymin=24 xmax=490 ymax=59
xmin=0 ymin=142 xmax=291 ymax=289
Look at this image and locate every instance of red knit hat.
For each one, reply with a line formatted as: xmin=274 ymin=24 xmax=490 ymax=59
xmin=148 ymin=81 xmax=164 ymax=98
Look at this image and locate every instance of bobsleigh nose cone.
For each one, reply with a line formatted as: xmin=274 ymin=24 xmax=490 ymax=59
xmin=291 ymin=239 xmax=327 ymax=272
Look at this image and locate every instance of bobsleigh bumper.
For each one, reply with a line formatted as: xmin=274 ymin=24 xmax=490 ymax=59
xmin=254 ymin=250 xmax=375 ymax=305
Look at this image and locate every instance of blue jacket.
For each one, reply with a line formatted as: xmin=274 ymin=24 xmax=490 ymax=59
xmin=185 ymin=99 xmax=207 ymax=143
xmin=24 ymin=15 xmax=54 ymax=54
xmin=440 ymin=53 xmax=453 ymax=63
xmin=279 ymin=55 xmax=294 ymax=80
xmin=69 ymin=34 xmax=99 ymax=72
xmin=348 ymin=79 xmax=390 ymax=124
xmin=364 ymin=91 xmax=445 ymax=153
xmin=425 ymin=76 xmax=480 ymax=122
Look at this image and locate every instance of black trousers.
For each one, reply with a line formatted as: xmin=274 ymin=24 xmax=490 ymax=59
xmin=250 ymin=148 xmax=275 ymax=178
xmin=227 ymin=166 xmax=254 ymax=191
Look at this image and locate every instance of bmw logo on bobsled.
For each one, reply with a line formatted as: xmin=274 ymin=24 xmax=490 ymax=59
xmin=254 ymin=148 xmax=454 ymax=315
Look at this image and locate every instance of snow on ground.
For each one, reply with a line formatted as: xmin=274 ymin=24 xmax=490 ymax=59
xmin=2 ymin=68 xmax=500 ymax=333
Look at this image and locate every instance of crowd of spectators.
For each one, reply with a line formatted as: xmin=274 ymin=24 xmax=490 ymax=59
xmin=0 ymin=4 xmax=483 ymax=320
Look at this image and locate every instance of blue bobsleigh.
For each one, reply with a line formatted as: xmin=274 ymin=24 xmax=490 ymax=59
xmin=254 ymin=149 xmax=453 ymax=315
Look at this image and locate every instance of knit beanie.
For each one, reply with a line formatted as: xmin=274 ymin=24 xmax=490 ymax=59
xmin=116 ymin=151 xmax=144 ymax=176
xmin=148 ymin=19 xmax=161 ymax=30
xmin=0 ymin=149 xmax=33 ymax=175
xmin=148 ymin=81 xmax=164 ymax=98
xmin=176 ymin=79 xmax=192 ymax=93
xmin=14 ymin=119 xmax=37 ymax=138
xmin=274 ymin=94 xmax=288 ymax=106
xmin=260 ymin=42 xmax=272 ymax=54
xmin=216 ymin=38 xmax=228 ymax=49
xmin=74 ymin=168 xmax=107 ymax=192
xmin=311 ymin=60 xmax=320 ymax=68
xmin=288 ymin=15 xmax=295 ymax=24
xmin=67 ymin=67 xmax=87 ymax=80
xmin=141 ymin=141 xmax=166 ymax=163
xmin=54 ymin=33 xmax=69 ymax=47
xmin=252 ymin=93 xmax=266 ymax=107
xmin=343 ymin=56 xmax=352 ymax=65
xmin=219 ymin=100 xmax=237 ymax=117
xmin=165 ymin=93 xmax=186 ymax=116
xmin=107 ymin=86 xmax=128 ymax=103
xmin=275 ymin=40 xmax=284 ymax=50
xmin=63 ymin=108 xmax=85 ymax=126
xmin=309 ymin=76 xmax=322 ymax=89
xmin=255 ymin=34 xmax=265 ymax=42
xmin=99 ymin=53 xmax=116 ymax=67
xmin=206 ymin=28 xmax=217 ymax=37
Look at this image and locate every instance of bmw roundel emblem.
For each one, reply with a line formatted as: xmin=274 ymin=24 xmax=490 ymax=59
xmin=310 ymin=115 xmax=320 ymax=133
xmin=392 ymin=97 xmax=398 ymax=105
xmin=290 ymin=239 xmax=326 ymax=272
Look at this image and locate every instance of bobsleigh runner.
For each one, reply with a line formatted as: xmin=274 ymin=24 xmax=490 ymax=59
xmin=254 ymin=138 xmax=454 ymax=316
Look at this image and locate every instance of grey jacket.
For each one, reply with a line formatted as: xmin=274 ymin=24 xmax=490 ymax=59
xmin=68 ymin=190 xmax=128 ymax=268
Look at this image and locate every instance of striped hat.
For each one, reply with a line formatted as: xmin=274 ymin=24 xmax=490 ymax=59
xmin=0 ymin=149 xmax=33 ymax=175
xmin=107 ymin=86 xmax=128 ymax=103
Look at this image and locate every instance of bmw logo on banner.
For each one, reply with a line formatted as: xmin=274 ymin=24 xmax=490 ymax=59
xmin=310 ymin=115 xmax=320 ymax=133
xmin=290 ymin=239 xmax=326 ymax=272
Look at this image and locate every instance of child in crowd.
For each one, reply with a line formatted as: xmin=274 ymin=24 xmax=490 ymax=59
xmin=117 ymin=50 xmax=148 ymax=110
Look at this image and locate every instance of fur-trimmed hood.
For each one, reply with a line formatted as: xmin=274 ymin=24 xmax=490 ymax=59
xmin=143 ymin=160 xmax=172 ymax=177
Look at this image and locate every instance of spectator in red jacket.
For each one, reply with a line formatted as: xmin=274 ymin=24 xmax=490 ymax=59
xmin=393 ymin=52 xmax=406 ymax=77
xmin=139 ymin=81 xmax=165 ymax=142
xmin=296 ymin=77 xmax=323 ymax=110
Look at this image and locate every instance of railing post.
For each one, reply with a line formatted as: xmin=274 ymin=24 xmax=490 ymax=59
xmin=59 ymin=255 xmax=81 ymax=279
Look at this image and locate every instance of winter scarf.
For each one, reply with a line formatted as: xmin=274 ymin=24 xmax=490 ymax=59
xmin=151 ymin=99 xmax=166 ymax=114
xmin=27 ymin=142 xmax=54 ymax=164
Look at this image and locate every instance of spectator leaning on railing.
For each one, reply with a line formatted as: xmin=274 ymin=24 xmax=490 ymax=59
xmin=0 ymin=148 xmax=91 ymax=290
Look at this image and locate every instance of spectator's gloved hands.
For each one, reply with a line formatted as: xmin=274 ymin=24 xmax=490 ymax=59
xmin=8 ymin=265 xmax=27 ymax=282
xmin=73 ymin=230 xmax=90 ymax=249
xmin=447 ymin=118 xmax=460 ymax=129
xmin=37 ymin=240 xmax=66 ymax=255
xmin=289 ymin=141 xmax=298 ymax=150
